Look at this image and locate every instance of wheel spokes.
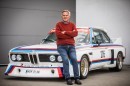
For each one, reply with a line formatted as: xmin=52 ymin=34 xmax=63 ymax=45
xmin=81 ymin=58 xmax=89 ymax=76
xmin=117 ymin=54 xmax=123 ymax=69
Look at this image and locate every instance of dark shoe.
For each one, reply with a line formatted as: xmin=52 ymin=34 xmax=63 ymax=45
xmin=66 ymin=79 xmax=73 ymax=85
xmin=75 ymin=79 xmax=82 ymax=85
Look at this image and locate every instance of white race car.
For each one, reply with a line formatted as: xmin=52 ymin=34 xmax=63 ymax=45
xmin=5 ymin=27 xmax=126 ymax=79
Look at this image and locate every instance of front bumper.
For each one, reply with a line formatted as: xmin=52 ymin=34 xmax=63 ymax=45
xmin=5 ymin=64 xmax=63 ymax=78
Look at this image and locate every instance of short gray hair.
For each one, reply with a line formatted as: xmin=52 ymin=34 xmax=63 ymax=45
xmin=62 ymin=10 xmax=71 ymax=16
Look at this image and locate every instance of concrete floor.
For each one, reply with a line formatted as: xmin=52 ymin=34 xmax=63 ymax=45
xmin=0 ymin=65 xmax=130 ymax=86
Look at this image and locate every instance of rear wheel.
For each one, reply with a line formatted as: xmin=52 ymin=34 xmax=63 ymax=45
xmin=109 ymin=53 xmax=123 ymax=72
xmin=80 ymin=55 xmax=89 ymax=79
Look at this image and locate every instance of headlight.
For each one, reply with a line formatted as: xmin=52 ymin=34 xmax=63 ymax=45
xmin=11 ymin=55 xmax=16 ymax=61
xmin=57 ymin=56 xmax=62 ymax=62
xmin=16 ymin=55 xmax=22 ymax=61
xmin=49 ymin=55 xmax=55 ymax=62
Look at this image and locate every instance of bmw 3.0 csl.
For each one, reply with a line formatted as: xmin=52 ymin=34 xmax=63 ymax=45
xmin=5 ymin=27 xmax=126 ymax=79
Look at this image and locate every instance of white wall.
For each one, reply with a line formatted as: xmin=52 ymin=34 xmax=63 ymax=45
xmin=0 ymin=0 xmax=76 ymax=64
xmin=76 ymin=0 xmax=130 ymax=64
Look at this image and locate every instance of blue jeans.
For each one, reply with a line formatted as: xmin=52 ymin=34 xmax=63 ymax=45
xmin=57 ymin=45 xmax=80 ymax=79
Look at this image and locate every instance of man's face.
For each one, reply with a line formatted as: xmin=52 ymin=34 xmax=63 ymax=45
xmin=62 ymin=12 xmax=70 ymax=22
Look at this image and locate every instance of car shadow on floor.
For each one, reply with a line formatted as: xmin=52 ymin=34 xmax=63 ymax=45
xmin=86 ymin=67 xmax=127 ymax=78
xmin=4 ymin=77 xmax=65 ymax=82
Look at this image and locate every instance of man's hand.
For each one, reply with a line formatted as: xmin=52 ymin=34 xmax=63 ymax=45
xmin=61 ymin=31 xmax=66 ymax=34
xmin=61 ymin=30 xmax=76 ymax=34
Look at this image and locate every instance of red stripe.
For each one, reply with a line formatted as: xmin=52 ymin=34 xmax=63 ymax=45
xmin=57 ymin=68 xmax=63 ymax=78
xmin=18 ymin=48 xmax=56 ymax=50
xmin=91 ymin=45 xmax=123 ymax=48
xmin=92 ymin=58 xmax=117 ymax=62
xmin=77 ymin=60 xmax=81 ymax=63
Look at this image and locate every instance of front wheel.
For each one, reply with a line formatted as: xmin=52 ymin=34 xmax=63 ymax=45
xmin=80 ymin=55 xmax=89 ymax=79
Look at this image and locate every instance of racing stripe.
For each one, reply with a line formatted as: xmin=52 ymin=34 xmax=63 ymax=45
xmin=5 ymin=65 xmax=15 ymax=75
xmin=57 ymin=68 xmax=63 ymax=78
xmin=92 ymin=58 xmax=117 ymax=64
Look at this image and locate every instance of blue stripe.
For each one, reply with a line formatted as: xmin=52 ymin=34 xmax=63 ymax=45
xmin=92 ymin=44 xmax=123 ymax=47
xmin=4 ymin=65 xmax=13 ymax=75
xmin=11 ymin=49 xmax=58 ymax=53
xmin=92 ymin=60 xmax=116 ymax=64
xmin=90 ymin=27 xmax=93 ymax=44
xmin=11 ymin=50 xmax=32 ymax=53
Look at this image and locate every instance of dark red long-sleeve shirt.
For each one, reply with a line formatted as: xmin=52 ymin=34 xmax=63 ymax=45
xmin=55 ymin=21 xmax=78 ymax=45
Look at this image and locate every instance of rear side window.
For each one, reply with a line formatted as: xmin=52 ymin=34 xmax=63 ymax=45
xmin=92 ymin=29 xmax=111 ymax=44
xmin=93 ymin=30 xmax=103 ymax=44
xmin=100 ymin=31 xmax=111 ymax=43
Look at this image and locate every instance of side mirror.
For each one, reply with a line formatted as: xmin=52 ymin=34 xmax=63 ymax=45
xmin=96 ymin=39 xmax=102 ymax=46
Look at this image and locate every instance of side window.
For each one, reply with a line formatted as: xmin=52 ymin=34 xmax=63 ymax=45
xmin=93 ymin=31 xmax=103 ymax=44
xmin=100 ymin=31 xmax=110 ymax=43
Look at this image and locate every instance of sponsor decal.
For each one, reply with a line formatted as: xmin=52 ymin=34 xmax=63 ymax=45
xmin=25 ymin=69 xmax=40 ymax=74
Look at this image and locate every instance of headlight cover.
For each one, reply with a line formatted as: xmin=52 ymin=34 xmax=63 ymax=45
xmin=57 ymin=56 xmax=62 ymax=62
xmin=16 ymin=55 xmax=22 ymax=61
xmin=49 ymin=55 xmax=56 ymax=62
xmin=11 ymin=55 xmax=17 ymax=61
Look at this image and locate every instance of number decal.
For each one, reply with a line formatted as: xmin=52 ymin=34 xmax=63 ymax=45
xmin=101 ymin=51 xmax=105 ymax=58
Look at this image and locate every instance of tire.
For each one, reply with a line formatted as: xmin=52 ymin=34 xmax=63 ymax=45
xmin=80 ymin=55 xmax=89 ymax=79
xmin=109 ymin=53 xmax=123 ymax=72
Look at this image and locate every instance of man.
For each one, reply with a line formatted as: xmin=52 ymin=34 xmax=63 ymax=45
xmin=55 ymin=10 xmax=82 ymax=85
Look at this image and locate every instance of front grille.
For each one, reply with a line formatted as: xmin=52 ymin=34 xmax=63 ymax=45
xmin=10 ymin=53 xmax=62 ymax=63
xmin=39 ymin=54 xmax=50 ymax=62
xmin=33 ymin=55 xmax=38 ymax=64
xmin=29 ymin=54 xmax=38 ymax=64
xmin=29 ymin=54 xmax=34 ymax=64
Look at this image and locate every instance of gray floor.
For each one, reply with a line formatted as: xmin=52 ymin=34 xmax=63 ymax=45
xmin=0 ymin=65 xmax=130 ymax=86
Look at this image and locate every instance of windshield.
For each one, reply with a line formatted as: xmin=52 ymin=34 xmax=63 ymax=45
xmin=41 ymin=33 xmax=56 ymax=43
xmin=41 ymin=32 xmax=90 ymax=44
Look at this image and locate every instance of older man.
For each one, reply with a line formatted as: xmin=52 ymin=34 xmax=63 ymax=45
xmin=55 ymin=10 xmax=82 ymax=85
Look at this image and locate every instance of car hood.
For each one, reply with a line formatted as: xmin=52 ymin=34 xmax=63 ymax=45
xmin=10 ymin=43 xmax=90 ymax=53
xmin=19 ymin=43 xmax=57 ymax=50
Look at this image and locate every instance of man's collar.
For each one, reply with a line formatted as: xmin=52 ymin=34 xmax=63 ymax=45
xmin=62 ymin=21 xmax=70 ymax=24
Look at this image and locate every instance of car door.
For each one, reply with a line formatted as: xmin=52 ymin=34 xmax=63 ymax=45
xmin=90 ymin=29 xmax=110 ymax=69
